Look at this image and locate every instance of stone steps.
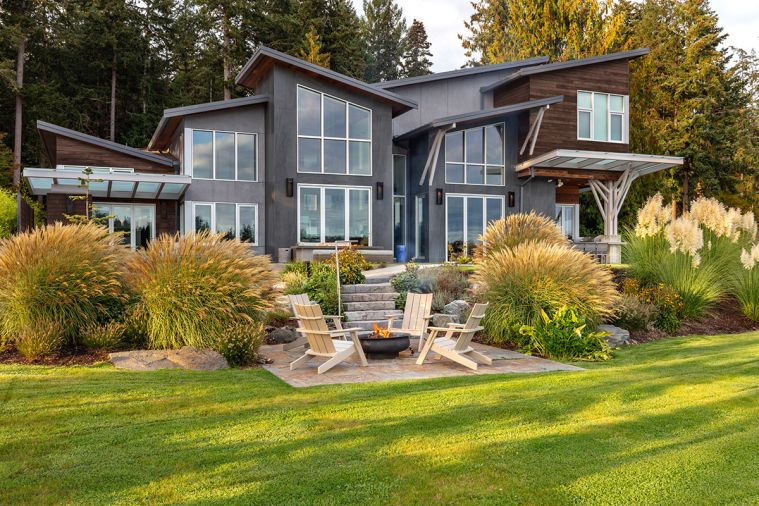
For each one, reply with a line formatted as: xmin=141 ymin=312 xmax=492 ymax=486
xmin=343 ymin=300 xmax=397 ymax=312
xmin=363 ymin=274 xmax=395 ymax=284
xmin=342 ymin=292 xmax=397 ymax=302
xmin=344 ymin=320 xmax=400 ymax=331
xmin=343 ymin=309 xmax=403 ymax=322
xmin=342 ymin=283 xmax=393 ymax=293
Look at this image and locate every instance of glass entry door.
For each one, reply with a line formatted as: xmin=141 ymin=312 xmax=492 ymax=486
xmin=94 ymin=203 xmax=156 ymax=248
xmin=415 ymin=194 xmax=427 ymax=260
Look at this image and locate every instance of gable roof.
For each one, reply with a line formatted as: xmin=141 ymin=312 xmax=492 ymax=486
xmin=148 ymin=95 xmax=269 ymax=151
xmin=235 ymin=46 xmax=417 ymax=116
xmin=373 ymin=56 xmax=549 ymax=89
xmin=479 ymin=48 xmax=650 ymax=93
xmin=37 ymin=120 xmax=175 ymax=168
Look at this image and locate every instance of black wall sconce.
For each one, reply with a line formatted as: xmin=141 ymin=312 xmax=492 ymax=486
xmin=285 ymin=178 xmax=294 ymax=197
xmin=376 ymin=181 xmax=384 ymax=200
xmin=508 ymin=191 xmax=516 ymax=208
xmin=436 ymin=188 xmax=444 ymax=205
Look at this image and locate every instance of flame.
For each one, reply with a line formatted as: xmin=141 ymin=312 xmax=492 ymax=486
xmin=372 ymin=323 xmax=392 ymax=338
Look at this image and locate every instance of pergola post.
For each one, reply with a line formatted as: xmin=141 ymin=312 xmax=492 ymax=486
xmin=587 ymin=166 xmax=637 ymax=264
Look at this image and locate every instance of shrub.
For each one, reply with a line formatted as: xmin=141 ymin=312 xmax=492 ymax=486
xmin=322 ymin=246 xmax=368 ymax=285
xmin=214 ymin=320 xmax=264 ymax=366
xmin=612 ymin=294 xmax=657 ymax=331
xmin=733 ymin=244 xmax=759 ymax=321
xmin=304 ymin=262 xmax=340 ymax=316
xmin=264 ymin=308 xmax=295 ymax=327
xmin=478 ymin=212 xmax=569 ymax=257
xmin=0 ymin=188 xmax=16 ymax=238
xmin=0 ymin=223 xmax=128 ymax=355
xmin=80 ymin=321 xmax=125 ymax=350
xmin=474 ymin=242 xmax=619 ymax=345
xmin=15 ymin=321 xmax=63 ymax=360
xmin=282 ymin=271 xmax=308 ymax=295
xmin=518 ymin=306 xmax=611 ymax=361
xmin=125 ymin=231 xmax=278 ymax=350
xmin=391 ymin=263 xmax=421 ymax=293
xmin=391 ymin=264 xmax=469 ymax=310
xmin=282 ymin=261 xmax=308 ymax=276
xmin=621 ymin=278 xmax=684 ymax=332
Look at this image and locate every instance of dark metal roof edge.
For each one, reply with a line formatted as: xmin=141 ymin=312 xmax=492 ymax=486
xmin=235 ymin=46 xmax=418 ymax=110
xmin=36 ymin=120 xmax=175 ymax=167
xmin=373 ymin=56 xmax=550 ymax=89
xmin=395 ymin=95 xmax=564 ymax=141
xmin=480 ymin=48 xmax=650 ymax=93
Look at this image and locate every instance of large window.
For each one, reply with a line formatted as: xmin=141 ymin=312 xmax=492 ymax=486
xmin=298 ymin=185 xmax=371 ymax=245
xmin=577 ymin=91 xmax=627 ymax=143
xmin=193 ymin=202 xmax=258 ymax=244
xmin=393 ymin=155 xmax=406 ymax=248
xmin=190 ymin=130 xmax=257 ymax=181
xmin=445 ymin=124 xmax=505 ymax=185
xmin=297 ymin=86 xmax=372 ymax=175
xmin=93 ymin=203 xmax=155 ymax=249
xmin=446 ymin=194 xmax=503 ymax=260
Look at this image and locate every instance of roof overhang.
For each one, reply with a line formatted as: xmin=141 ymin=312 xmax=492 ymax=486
xmin=148 ymin=95 xmax=269 ymax=151
xmin=235 ymin=46 xmax=417 ymax=116
xmin=395 ymin=95 xmax=564 ymax=141
xmin=24 ymin=167 xmax=191 ymax=200
xmin=515 ymin=149 xmax=684 ymax=181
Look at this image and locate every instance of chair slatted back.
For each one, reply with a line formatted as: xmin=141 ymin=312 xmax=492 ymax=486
xmin=288 ymin=293 xmax=311 ymax=316
xmin=454 ymin=303 xmax=488 ymax=351
xmin=401 ymin=293 xmax=433 ymax=331
xmin=294 ymin=304 xmax=336 ymax=355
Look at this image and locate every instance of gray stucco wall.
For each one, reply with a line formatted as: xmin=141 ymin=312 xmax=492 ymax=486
xmin=256 ymin=64 xmax=395 ymax=258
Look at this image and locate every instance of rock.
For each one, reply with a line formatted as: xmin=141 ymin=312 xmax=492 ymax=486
xmin=598 ymin=324 xmax=630 ymax=348
xmin=443 ymin=300 xmax=471 ymax=322
xmin=266 ymin=327 xmax=298 ymax=344
xmin=108 ymin=346 xmax=228 ymax=371
xmin=432 ymin=314 xmax=459 ymax=328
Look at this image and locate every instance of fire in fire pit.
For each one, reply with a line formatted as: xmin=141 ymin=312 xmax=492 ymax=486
xmin=372 ymin=323 xmax=392 ymax=339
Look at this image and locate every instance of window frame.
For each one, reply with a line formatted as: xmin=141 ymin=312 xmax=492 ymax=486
xmin=576 ymin=90 xmax=628 ymax=143
xmin=296 ymin=184 xmax=373 ymax=246
xmin=555 ymin=203 xmax=578 ymax=241
xmin=92 ymin=202 xmax=156 ymax=249
xmin=296 ymin=84 xmax=373 ymax=176
xmin=186 ymin=129 xmax=259 ymax=181
xmin=191 ymin=201 xmax=259 ymax=245
xmin=444 ymin=123 xmax=506 ymax=186
xmin=392 ymin=154 xmax=406 ymax=248
xmin=444 ymin=193 xmax=505 ymax=260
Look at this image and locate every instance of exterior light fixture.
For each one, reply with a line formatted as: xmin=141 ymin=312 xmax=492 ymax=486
xmin=286 ymin=178 xmax=294 ymax=197
xmin=376 ymin=181 xmax=384 ymax=200
xmin=436 ymin=188 xmax=444 ymax=205
xmin=557 ymin=179 xmax=564 ymax=188
xmin=508 ymin=191 xmax=516 ymax=208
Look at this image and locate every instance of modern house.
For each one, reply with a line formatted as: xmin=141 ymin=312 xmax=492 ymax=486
xmin=23 ymin=46 xmax=682 ymax=263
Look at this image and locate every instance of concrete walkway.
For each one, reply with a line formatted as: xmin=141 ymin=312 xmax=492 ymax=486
xmin=262 ymin=338 xmax=581 ymax=387
xmin=362 ymin=262 xmax=443 ymax=281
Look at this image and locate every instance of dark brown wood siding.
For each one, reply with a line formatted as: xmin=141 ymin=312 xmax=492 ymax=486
xmin=555 ymin=183 xmax=580 ymax=204
xmin=493 ymin=77 xmax=530 ymax=107
xmin=56 ymin=137 xmax=175 ymax=174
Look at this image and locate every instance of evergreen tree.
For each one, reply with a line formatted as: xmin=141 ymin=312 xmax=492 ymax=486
xmin=402 ymin=19 xmax=433 ymax=77
xmin=361 ymin=0 xmax=407 ymax=82
xmin=299 ymin=26 xmax=331 ymax=68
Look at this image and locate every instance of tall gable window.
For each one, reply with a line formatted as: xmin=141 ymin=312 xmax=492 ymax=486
xmin=445 ymin=124 xmax=505 ymax=185
xmin=297 ymin=86 xmax=372 ymax=175
xmin=189 ymin=130 xmax=257 ymax=181
xmin=577 ymin=91 xmax=627 ymax=143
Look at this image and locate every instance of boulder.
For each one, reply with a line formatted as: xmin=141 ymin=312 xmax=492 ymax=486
xmin=266 ymin=327 xmax=298 ymax=344
xmin=598 ymin=324 xmax=630 ymax=348
xmin=432 ymin=314 xmax=459 ymax=328
xmin=167 ymin=346 xmax=228 ymax=370
xmin=443 ymin=300 xmax=471 ymax=322
xmin=109 ymin=346 xmax=228 ymax=371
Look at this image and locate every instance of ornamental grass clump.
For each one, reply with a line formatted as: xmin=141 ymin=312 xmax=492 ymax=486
xmin=478 ymin=211 xmax=569 ymax=257
xmin=733 ymin=243 xmax=759 ymax=321
xmin=474 ymin=242 xmax=619 ymax=347
xmin=0 ymin=223 xmax=128 ymax=357
xmin=126 ymin=231 xmax=278 ymax=350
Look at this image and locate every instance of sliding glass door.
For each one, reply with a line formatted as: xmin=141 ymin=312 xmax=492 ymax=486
xmin=446 ymin=194 xmax=503 ymax=260
xmin=94 ymin=203 xmax=156 ymax=249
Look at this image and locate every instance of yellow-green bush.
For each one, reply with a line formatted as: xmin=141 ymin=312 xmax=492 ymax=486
xmin=0 ymin=223 xmax=128 ymax=357
xmin=81 ymin=321 xmax=126 ymax=350
xmin=478 ymin=212 xmax=569 ymax=257
xmin=15 ymin=321 xmax=63 ymax=360
xmin=214 ymin=320 xmax=264 ymax=366
xmin=125 ymin=231 xmax=278 ymax=350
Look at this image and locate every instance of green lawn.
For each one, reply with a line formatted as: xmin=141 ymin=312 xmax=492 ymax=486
xmin=2 ymin=332 xmax=759 ymax=505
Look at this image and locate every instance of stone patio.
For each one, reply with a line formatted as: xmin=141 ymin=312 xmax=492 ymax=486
xmin=262 ymin=338 xmax=582 ymax=387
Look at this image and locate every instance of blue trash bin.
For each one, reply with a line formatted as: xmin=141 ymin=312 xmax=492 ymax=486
xmin=394 ymin=244 xmax=407 ymax=263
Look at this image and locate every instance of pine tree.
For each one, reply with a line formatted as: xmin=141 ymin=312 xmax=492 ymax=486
xmin=361 ymin=0 xmax=407 ymax=82
xmin=402 ymin=19 xmax=433 ymax=77
xmin=299 ymin=27 xmax=331 ymax=68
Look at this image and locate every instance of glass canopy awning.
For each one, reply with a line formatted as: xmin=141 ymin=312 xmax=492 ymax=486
xmin=24 ymin=166 xmax=191 ymax=200
xmin=515 ymin=149 xmax=684 ymax=180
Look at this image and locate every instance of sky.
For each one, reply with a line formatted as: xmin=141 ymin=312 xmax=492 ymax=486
xmin=350 ymin=0 xmax=759 ymax=72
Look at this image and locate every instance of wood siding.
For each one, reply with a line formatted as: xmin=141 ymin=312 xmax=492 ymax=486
xmin=493 ymin=77 xmax=530 ymax=107
xmin=55 ymin=137 xmax=174 ymax=174
xmin=555 ymin=183 xmax=580 ymax=204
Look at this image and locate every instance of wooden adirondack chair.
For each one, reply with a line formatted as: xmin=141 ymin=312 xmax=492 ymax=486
xmin=386 ymin=292 xmax=433 ymax=351
xmin=416 ymin=303 xmax=491 ymax=371
xmin=290 ymin=303 xmax=367 ymax=374
xmin=285 ymin=293 xmax=345 ymax=351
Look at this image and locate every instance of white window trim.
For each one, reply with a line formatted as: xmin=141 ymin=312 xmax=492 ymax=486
xmin=93 ymin=202 xmax=156 ymax=249
xmin=296 ymin=84 xmax=373 ymax=176
xmin=184 ymin=129 xmax=259 ymax=182
xmin=296 ymin=184 xmax=373 ymax=246
xmin=576 ymin=90 xmax=628 ymax=144
xmin=192 ymin=201 xmax=259 ymax=245
xmin=393 ymin=154 xmax=406 ymax=248
xmin=556 ymin=203 xmax=580 ymax=241
xmin=444 ymin=123 xmax=506 ymax=186
xmin=445 ymin=193 xmax=505 ymax=259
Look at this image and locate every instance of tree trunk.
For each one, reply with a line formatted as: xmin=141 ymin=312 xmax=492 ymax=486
xmin=13 ymin=36 xmax=26 ymax=186
xmin=223 ymin=7 xmax=231 ymax=100
xmin=110 ymin=52 xmax=117 ymax=141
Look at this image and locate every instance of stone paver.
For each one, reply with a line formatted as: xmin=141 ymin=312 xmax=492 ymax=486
xmin=261 ymin=339 xmax=581 ymax=387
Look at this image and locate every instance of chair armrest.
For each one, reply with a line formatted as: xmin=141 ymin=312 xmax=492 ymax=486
xmin=447 ymin=323 xmax=466 ymax=328
xmin=335 ymin=327 xmax=362 ymax=334
xmin=425 ymin=326 xmax=462 ymax=333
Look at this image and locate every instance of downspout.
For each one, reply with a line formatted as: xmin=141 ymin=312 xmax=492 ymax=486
xmin=518 ymin=167 xmax=535 ymax=213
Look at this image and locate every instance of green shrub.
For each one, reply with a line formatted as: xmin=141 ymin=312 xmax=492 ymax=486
xmin=733 ymin=246 xmax=759 ymax=321
xmin=323 ymin=246 xmax=368 ymax=285
xmin=518 ymin=306 xmax=611 ymax=361
xmin=264 ymin=308 xmax=294 ymax=327
xmin=282 ymin=261 xmax=308 ymax=276
xmin=478 ymin=211 xmax=570 ymax=257
xmin=621 ymin=278 xmax=683 ymax=332
xmin=474 ymin=242 xmax=619 ymax=345
xmin=0 ymin=223 xmax=128 ymax=354
xmin=15 ymin=321 xmax=63 ymax=360
xmin=0 ymin=188 xmax=16 ymax=238
xmin=304 ymin=262 xmax=340 ymax=316
xmin=282 ymin=271 xmax=308 ymax=295
xmin=214 ymin=320 xmax=264 ymax=366
xmin=126 ymin=231 xmax=278 ymax=350
xmin=391 ymin=264 xmax=469 ymax=310
xmin=612 ymin=294 xmax=657 ymax=331
xmin=80 ymin=321 xmax=125 ymax=350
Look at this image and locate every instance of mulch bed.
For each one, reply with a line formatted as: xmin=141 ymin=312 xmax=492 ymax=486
xmin=0 ymin=346 xmax=110 ymax=366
